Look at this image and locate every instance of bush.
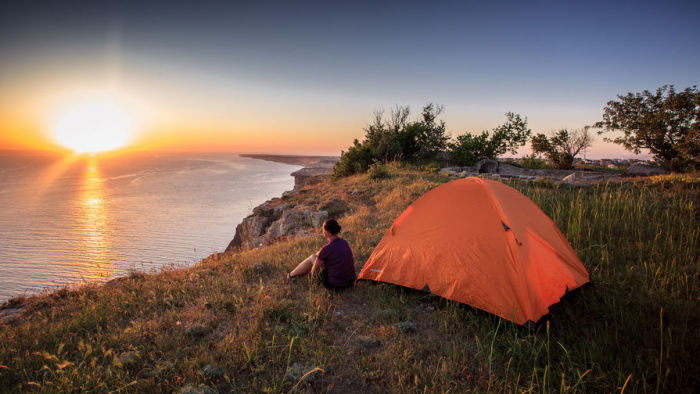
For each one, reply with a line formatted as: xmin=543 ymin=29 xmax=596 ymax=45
xmin=550 ymin=152 xmax=574 ymax=169
xmin=448 ymin=112 xmax=531 ymax=166
xmin=520 ymin=154 xmax=548 ymax=169
xmin=330 ymin=142 xmax=373 ymax=180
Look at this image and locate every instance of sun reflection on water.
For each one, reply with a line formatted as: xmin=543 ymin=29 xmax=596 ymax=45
xmin=75 ymin=157 xmax=114 ymax=281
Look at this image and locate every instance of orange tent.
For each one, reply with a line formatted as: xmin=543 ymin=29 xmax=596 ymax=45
xmin=358 ymin=177 xmax=589 ymax=327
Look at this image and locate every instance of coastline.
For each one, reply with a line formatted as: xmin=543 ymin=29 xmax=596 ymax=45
xmin=240 ymin=153 xmax=338 ymax=168
xmin=242 ymin=153 xmax=339 ymax=192
xmin=224 ymin=154 xmax=340 ymax=252
xmin=0 ymin=154 xmax=337 ymax=320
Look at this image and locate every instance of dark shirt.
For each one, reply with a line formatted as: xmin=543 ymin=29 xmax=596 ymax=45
xmin=318 ymin=237 xmax=356 ymax=287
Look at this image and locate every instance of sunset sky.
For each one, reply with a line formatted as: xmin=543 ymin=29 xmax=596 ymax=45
xmin=1 ymin=0 xmax=698 ymax=158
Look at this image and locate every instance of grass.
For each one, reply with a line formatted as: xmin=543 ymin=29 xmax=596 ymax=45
xmin=1 ymin=163 xmax=698 ymax=393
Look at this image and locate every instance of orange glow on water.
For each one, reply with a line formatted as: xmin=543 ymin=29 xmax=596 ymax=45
xmin=75 ymin=157 xmax=113 ymax=280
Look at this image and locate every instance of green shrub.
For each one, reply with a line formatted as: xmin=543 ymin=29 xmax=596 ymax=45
xmin=366 ymin=162 xmax=390 ymax=180
xmin=520 ymin=154 xmax=548 ymax=169
xmin=448 ymin=112 xmax=531 ymax=166
xmin=330 ymin=142 xmax=373 ymax=180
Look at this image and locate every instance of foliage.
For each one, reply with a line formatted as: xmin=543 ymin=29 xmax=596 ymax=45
xmin=331 ymin=103 xmax=449 ymax=179
xmin=649 ymin=173 xmax=700 ymax=190
xmin=531 ymin=128 xmax=594 ymax=169
xmin=422 ymin=162 xmax=441 ymax=173
xmin=366 ymin=162 xmax=390 ymax=180
xmin=1 ymin=167 xmax=699 ymax=393
xmin=448 ymin=112 xmax=531 ymax=166
xmin=329 ymin=139 xmax=372 ymax=180
xmin=594 ymin=85 xmax=700 ymax=172
xmin=520 ymin=154 xmax=548 ymax=169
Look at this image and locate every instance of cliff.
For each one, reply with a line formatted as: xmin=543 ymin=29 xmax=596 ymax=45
xmin=227 ymin=154 xmax=342 ymax=251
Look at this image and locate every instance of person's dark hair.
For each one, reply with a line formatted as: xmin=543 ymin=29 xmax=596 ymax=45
xmin=323 ymin=219 xmax=342 ymax=235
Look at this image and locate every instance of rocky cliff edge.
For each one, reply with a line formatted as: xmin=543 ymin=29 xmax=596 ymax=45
xmin=227 ymin=155 xmax=341 ymax=251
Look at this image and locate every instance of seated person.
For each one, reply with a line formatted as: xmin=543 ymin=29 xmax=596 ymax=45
xmin=285 ymin=219 xmax=356 ymax=289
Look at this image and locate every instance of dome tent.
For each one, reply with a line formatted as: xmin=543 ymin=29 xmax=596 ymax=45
xmin=358 ymin=177 xmax=589 ymax=327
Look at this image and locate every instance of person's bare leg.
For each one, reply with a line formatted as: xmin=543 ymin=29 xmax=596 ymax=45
xmin=288 ymin=254 xmax=317 ymax=277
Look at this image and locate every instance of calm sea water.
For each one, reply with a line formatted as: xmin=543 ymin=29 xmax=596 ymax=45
xmin=0 ymin=151 xmax=299 ymax=302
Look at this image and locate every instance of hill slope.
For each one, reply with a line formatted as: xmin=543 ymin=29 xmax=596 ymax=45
xmin=1 ymin=164 xmax=698 ymax=393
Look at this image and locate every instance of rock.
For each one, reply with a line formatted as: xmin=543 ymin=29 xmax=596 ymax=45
xmin=286 ymin=362 xmax=321 ymax=382
xmin=265 ymin=209 xmax=328 ymax=239
xmin=273 ymin=202 xmax=293 ymax=218
xmin=242 ymin=216 xmax=272 ymax=246
xmin=395 ymin=321 xmax=417 ymax=333
xmin=178 ymin=383 xmax=217 ymax=394
xmin=227 ymin=201 xmax=329 ymax=251
xmin=622 ymin=163 xmax=670 ymax=177
xmin=562 ymin=173 xmax=581 ymax=183
xmin=439 ymin=166 xmax=475 ymax=176
xmin=496 ymin=163 xmax=526 ymax=177
xmin=291 ymin=167 xmax=333 ymax=190
xmin=476 ymin=159 xmax=498 ymax=174
xmin=200 ymin=363 xmax=225 ymax=380
xmin=226 ymin=215 xmax=271 ymax=250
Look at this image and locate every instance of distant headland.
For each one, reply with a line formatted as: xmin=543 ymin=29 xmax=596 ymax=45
xmin=240 ymin=153 xmax=339 ymax=168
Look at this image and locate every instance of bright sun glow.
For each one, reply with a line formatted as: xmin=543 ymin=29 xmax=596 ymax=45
xmin=51 ymin=98 xmax=135 ymax=153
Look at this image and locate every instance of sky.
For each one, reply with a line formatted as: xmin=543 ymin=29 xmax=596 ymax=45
xmin=0 ymin=0 xmax=698 ymax=158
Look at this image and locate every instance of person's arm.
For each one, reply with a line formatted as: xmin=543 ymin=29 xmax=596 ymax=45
xmin=311 ymin=257 xmax=325 ymax=276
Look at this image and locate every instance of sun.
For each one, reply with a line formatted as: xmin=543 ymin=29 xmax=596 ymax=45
xmin=51 ymin=97 xmax=135 ymax=154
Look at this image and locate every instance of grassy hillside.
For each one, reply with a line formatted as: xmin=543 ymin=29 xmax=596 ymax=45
xmin=1 ymin=164 xmax=698 ymax=393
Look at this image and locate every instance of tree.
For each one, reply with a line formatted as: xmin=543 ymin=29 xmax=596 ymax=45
xmin=331 ymin=103 xmax=449 ymax=179
xmin=415 ymin=103 xmax=449 ymax=161
xmin=531 ymin=128 xmax=594 ymax=169
xmin=594 ymin=85 xmax=700 ymax=172
xmin=448 ymin=112 xmax=531 ymax=166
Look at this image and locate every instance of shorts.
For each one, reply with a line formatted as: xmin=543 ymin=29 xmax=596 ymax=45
xmin=317 ymin=269 xmax=353 ymax=290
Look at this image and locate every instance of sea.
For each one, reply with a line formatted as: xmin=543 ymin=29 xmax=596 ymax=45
xmin=0 ymin=151 xmax=299 ymax=303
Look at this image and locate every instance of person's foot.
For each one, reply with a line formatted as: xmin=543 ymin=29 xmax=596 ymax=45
xmin=285 ymin=272 xmax=297 ymax=281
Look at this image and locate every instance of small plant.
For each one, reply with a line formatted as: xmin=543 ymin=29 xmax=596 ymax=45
xmin=423 ymin=162 xmax=441 ymax=173
xmin=367 ymin=162 xmax=390 ymax=180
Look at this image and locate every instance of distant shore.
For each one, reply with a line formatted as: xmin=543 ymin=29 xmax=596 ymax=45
xmin=240 ymin=153 xmax=339 ymax=168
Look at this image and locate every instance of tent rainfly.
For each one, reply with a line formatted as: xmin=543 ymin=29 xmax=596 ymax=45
xmin=358 ymin=177 xmax=590 ymax=327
